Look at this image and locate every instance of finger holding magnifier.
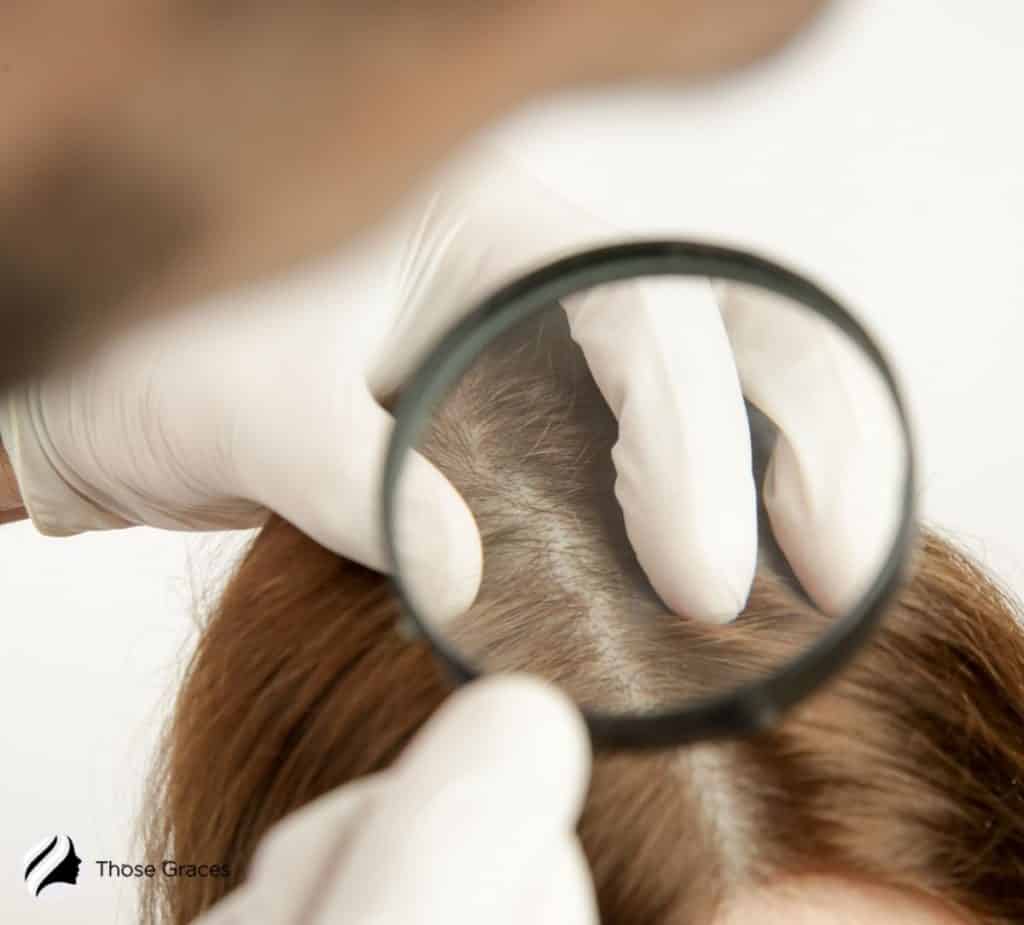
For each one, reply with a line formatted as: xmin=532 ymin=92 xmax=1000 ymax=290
xmin=716 ymin=281 xmax=908 ymax=617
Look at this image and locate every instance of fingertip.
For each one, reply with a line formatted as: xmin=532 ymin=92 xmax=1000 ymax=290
xmin=615 ymin=455 xmax=758 ymax=624
xmin=392 ymin=449 xmax=483 ymax=625
xmin=328 ymin=679 xmax=592 ymax=921
xmin=573 ymin=275 xmax=759 ymax=625
xmin=635 ymin=517 xmax=757 ymax=625
xmin=532 ymin=838 xmax=600 ymax=924
xmin=765 ymin=443 xmax=903 ymax=617
xmin=398 ymin=675 xmax=592 ymax=818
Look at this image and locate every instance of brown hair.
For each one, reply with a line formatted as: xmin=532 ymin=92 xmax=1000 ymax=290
xmin=142 ymin=309 xmax=1024 ymax=924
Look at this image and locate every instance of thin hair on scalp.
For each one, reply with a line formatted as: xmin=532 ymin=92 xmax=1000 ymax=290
xmin=141 ymin=309 xmax=1024 ymax=924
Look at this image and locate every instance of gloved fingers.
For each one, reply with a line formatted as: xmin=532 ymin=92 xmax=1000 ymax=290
xmin=389 ymin=675 xmax=590 ymax=817
xmin=248 ymin=774 xmax=386 ymax=880
xmin=191 ymin=774 xmax=382 ymax=925
xmin=232 ymin=380 xmax=482 ymax=625
xmin=310 ymin=675 xmax=593 ymax=923
xmin=189 ymin=884 xmax=250 ymax=925
xmin=230 ymin=775 xmax=388 ymax=925
xmin=368 ymin=148 xmax=620 ymax=398
xmin=718 ymin=282 xmax=907 ymax=616
xmin=191 ymin=743 xmax=596 ymax=925
xmin=526 ymin=836 xmax=600 ymax=924
xmin=564 ymin=277 xmax=758 ymax=624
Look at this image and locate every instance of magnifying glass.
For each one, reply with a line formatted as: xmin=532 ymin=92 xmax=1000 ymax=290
xmin=382 ymin=241 xmax=916 ymax=749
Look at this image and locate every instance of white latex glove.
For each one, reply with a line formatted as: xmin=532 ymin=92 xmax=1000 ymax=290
xmin=715 ymin=282 xmax=906 ymax=615
xmin=190 ymin=676 xmax=596 ymax=925
xmin=0 ymin=145 xmax=901 ymax=621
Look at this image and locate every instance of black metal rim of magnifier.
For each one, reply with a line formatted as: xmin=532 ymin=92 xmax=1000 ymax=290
xmin=382 ymin=239 xmax=918 ymax=751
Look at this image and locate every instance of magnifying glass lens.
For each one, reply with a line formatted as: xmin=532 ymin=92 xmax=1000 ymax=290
xmin=388 ymin=260 xmax=911 ymax=734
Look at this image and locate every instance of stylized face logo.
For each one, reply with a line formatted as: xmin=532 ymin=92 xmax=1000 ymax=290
xmin=23 ymin=835 xmax=81 ymax=897
xmin=67 ymin=845 xmax=82 ymax=879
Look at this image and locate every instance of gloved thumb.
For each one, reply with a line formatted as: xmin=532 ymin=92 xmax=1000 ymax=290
xmin=227 ymin=677 xmax=596 ymax=925
xmin=316 ymin=676 xmax=595 ymax=923
xmin=233 ymin=379 xmax=482 ymax=623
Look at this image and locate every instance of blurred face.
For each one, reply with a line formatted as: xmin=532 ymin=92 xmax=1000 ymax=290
xmin=0 ymin=1 xmax=831 ymax=387
xmin=560 ymin=0 xmax=831 ymax=83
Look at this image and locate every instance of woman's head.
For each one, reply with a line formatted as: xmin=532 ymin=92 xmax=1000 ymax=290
xmin=143 ymin=310 xmax=1024 ymax=924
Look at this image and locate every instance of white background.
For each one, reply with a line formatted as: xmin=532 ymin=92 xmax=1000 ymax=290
xmin=3 ymin=1 xmax=1023 ymax=921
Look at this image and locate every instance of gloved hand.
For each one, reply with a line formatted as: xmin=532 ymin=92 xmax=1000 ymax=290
xmin=0 ymin=145 xmax=899 ymax=622
xmin=190 ymin=676 xmax=596 ymax=925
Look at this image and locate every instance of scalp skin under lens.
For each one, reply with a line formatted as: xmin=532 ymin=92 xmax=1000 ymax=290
xmin=420 ymin=306 xmax=829 ymax=713
xmin=383 ymin=242 xmax=916 ymax=746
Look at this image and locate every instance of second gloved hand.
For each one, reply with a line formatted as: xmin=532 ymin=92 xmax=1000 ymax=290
xmin=190 ymin=677 xmax=596 ymax=925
